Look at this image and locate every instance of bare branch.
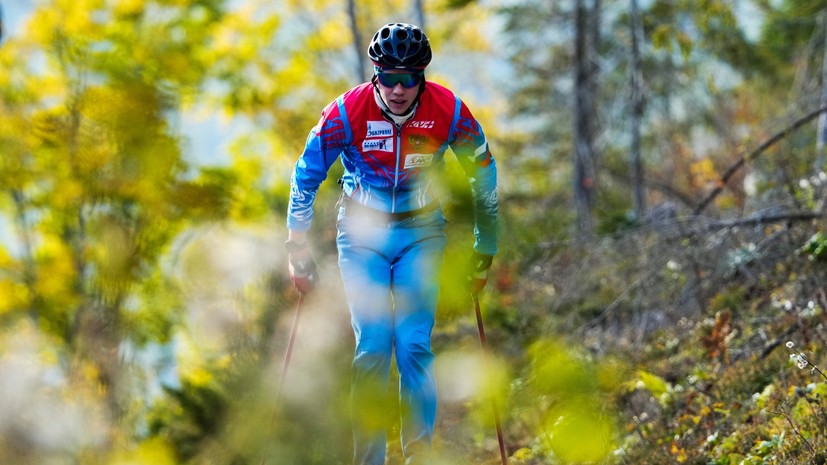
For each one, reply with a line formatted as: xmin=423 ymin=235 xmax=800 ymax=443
xmin=694 ymin=105 xmax=827 ymax=215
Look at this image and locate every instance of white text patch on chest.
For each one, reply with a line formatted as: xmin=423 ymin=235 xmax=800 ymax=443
xmin=404 ymin=153 xmax=434 ymax=169
xmin=362 ymin=138 xmax=394 ymax=152
xmin=366 ymin=121 xmax=394 ymax=138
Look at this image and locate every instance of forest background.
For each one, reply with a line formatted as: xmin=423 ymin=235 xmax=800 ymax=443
xmin=1 ymin=0 xmax=827 ymax=464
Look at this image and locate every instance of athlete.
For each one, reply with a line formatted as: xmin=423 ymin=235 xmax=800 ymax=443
xmin=285 ymin=22 xmax=498 ymax=465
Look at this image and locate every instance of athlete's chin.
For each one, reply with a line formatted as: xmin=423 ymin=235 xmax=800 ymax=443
xmin=388 ymin=103 xmax=411 ymax=115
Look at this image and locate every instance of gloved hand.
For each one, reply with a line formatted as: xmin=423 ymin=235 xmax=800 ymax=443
xmin=468 ymin=251 xmax=494 ymax=296
xmin=288 ymin=249 xmax=318 ymax=294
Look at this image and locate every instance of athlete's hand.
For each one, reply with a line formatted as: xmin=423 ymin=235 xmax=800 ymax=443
xmin=288 ymin=247 xmax=318 ymax=294
xmin=468 ymin=252 xmax=494 ymax=296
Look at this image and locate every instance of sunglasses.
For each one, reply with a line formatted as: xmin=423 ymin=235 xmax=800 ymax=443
xmin=375 ymin=71 xmax=424 ymax=89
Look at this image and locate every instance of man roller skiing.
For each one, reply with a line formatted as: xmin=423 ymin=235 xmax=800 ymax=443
xmin=285 ymin=22 xmax=498 ymax=465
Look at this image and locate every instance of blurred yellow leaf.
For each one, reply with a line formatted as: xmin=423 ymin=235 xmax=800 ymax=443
xmin=635 ymin=369 xmax=670 ymax=398
xmin=113 ymin=0 xmax=144 ymax=17
xmin=529 ymin=340 xmax=594 ymax=396
xmin=671 ymin=441 xmax=688 ymax=462
xmin=34 ymin=237 xmax=77 ymax=302
xmin=546 ymin=404 xmax=615 ymax=463
xmin=110 ymin=436 xmax=176 ymax=465
xmin=691 ymin=157 xmax=718 ymax=186
xmin=0 ymin=279 xmax=30 ymax=315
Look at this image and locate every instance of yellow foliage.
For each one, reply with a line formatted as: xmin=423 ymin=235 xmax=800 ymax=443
xmin=529 ymin=340 xmax=594 ymax=396
xmin=671 ymin=441 xmax=688 ymax=462
xmin=23 ymin=75 xmax=68 ymax=107
xmin=90 ymin=219 xmax=132 ymax=277
xmin=691 ymin=157 xmax=718 ymax=186
xmin=81 ymin=360 xmax=101 ymax=383
xmin=109 ymin=436 xmax=176 ymax=465
xmin=0 ymin=247 xmax=13 ymax=268
xmin=511 ymin=447 xmax=534 ymax=460
xmin=40 ymin=0 xmax=106 ymax=40
xmin=210 ymin=7 xmax=281 ymax=62
xmin=62 ymin=4 xmax=96 ymax=37
xmin=177 ymin=334 xmax=215 ymax=387
xmin=651 ymin=25 xmax=674 ymax=51
xmin=753 ymin=384 xmax=774 ymax=409
xmin=699 ymin=404 xmax=711 ymax=417
xmin=544 ymin=402 xmax=616 ymax=463
xmin=226 ymin=154 xmax=271 ymax=221
xmin=285 ymin=0 xmax=355 ymax=11
xmin=160 ymin=50 xmax=192 ymax=78
xmin=0 ymin=279 xmax=30 ymax=315
xmin=34 ymin=237 xmax=77 ymax=302
xmin=595 ymin=356 xmax=627 ymax=393
xmin=716 ymin=192 xmax=738 ymax=210
xmin=306 ymin=17 xmax=350 ymax=53
xmin=439 ymin=9 xmax=492 ymax=54
xmin=52 ymin=179 xmax=85 ymax=209
xmin=113 ymin=0 xmax=144 ymax=17
xmin=634 ymin=369 xmax=670 ymax=399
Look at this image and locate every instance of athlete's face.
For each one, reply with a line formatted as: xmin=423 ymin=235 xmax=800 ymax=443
xmin=375 ymin=69 xmax=422 ymax=115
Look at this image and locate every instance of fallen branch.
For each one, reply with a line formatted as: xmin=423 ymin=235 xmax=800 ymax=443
xmin=694 ymin=210 xmax=824 ymax=232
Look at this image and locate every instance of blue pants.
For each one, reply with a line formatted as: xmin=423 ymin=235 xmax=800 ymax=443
xmin=336 ymin=205 xmax=447 ymax=465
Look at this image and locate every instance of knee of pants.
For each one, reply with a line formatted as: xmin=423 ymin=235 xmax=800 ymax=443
xmin=353 ymin=329 xmax=393 ymax=371
xmin=354 ymin=324 xmax=393 ymax=354
xmin=394 ymin=330 xmax=434 ymax=372
xmin=354 ymin=345 xmax=393 ymax=366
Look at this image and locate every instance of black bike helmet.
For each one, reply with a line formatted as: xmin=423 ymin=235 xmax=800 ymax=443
xmin=367 ymin=23 xmax=432 ymax=70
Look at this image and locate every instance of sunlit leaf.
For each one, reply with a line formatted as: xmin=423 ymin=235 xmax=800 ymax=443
xmin=544 ymin=402 xmax=616 ymax=463
xmin=635 ymin=369 xmax=670 ymax=399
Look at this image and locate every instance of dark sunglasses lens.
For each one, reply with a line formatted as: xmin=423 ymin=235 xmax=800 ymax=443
xmin=378 ymin=73 xmax=421 ymax=88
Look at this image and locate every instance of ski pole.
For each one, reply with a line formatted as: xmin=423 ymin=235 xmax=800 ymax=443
xmin=472 ymin=293 xmax=508 ymax=465
xmin=260 ymin=290 xmax=305 ymax=465
xmin=276 ymin=290 xmax=304 ymax=406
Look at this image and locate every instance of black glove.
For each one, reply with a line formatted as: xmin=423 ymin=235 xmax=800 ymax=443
xmin=288 ymin=251 xmax=318 ymax=294
xmin=468 ymin=252 xmax=494 ymax=296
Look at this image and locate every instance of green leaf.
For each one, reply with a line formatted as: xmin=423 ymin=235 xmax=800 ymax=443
xmin=636 ymin=370 xmax=670 ymax=398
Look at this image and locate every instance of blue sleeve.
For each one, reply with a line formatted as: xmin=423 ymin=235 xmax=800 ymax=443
xmin=449 ymin=97 xmax=498 ymax=256
xmin=287 ymin=98 xmax=350 ymax=231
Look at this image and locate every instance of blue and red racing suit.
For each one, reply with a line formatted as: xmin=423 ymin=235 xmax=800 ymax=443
xmin=287 ymin=80 xmax=497 ymax=256
xmin=287 ymin=80 xmax=497 ymax=465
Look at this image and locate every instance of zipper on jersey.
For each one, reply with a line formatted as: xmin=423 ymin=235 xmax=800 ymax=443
xmin=391 ymin=125 xmax=402 ymax=213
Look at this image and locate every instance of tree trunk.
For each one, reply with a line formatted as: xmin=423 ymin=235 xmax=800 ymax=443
xmin=573 ymin=0 xmax=595 ymax=235
xmin=589 ymin=0 xmax=601 ymax=106
xmin=347 ymin=0 xmax=366 ymax=82
xmin=590 ymin=0 xmax=602 ymax=184
xmin=413 ymin=0 xmax=426 ymax=32
xmin=630 ymin=0 xmax=646 ymax=219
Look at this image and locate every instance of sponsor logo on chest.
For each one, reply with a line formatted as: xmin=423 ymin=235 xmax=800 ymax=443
xmin=362 ymin=138 xmax=394 ymax=152
xmin=404 ymin=153 xmax=434 ymax=169
xmin=406 ymin=120 xmax=435 ymax=129
xmin=366 ymin=121 xmax=394 ymax=138
xmin=363 ymin=121 xmax=394 ymax=152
